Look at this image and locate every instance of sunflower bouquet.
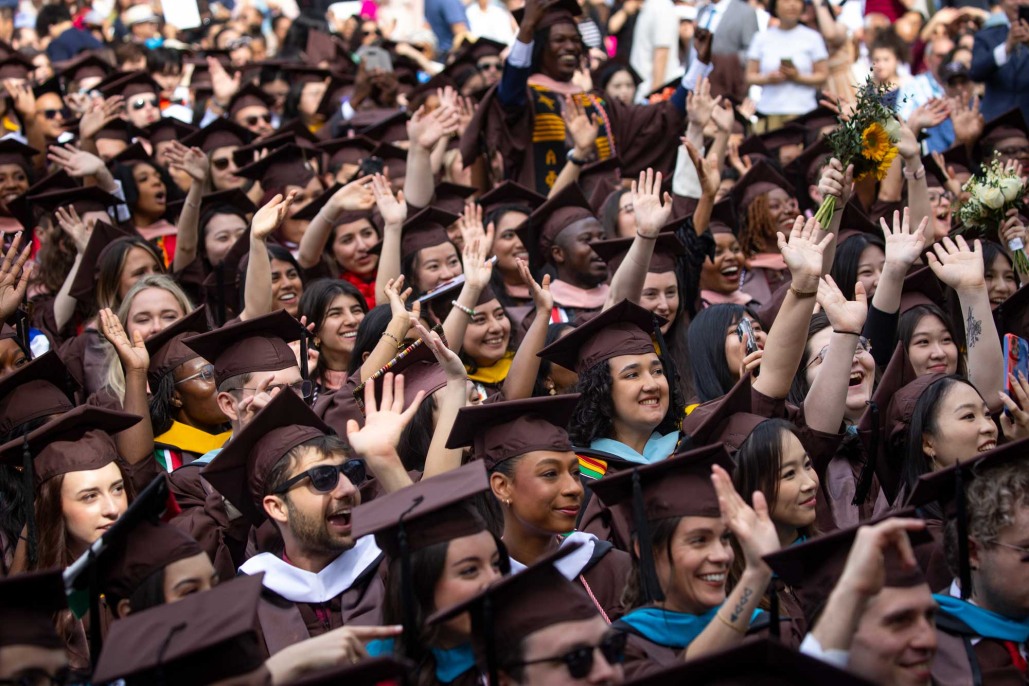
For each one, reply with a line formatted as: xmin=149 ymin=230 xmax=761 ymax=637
xmin=813 ymin=78 xmax=902 ymax=228
xmin=956 ymin=160 xmax=1029 ymax=274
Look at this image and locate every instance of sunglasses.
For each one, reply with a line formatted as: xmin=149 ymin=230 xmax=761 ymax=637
xmin=243 ymin=113 xmax=272 ymax=127
xmin=174 ymin=363 xmax=215 ymax=385
xmin=42 ymin=108 xmax=72 ymax=120
xmin=131 ymin=96 xmax=159 ymax=110
xmin=510 ymin=632 xmax=627 ymax=679
xmin=272 ymin=460 xmax=367 ymax=495
xmin=233 ymin=379 xmax=315 ymax=400
xmin=211 ymin=157 xmax=233 ymax=171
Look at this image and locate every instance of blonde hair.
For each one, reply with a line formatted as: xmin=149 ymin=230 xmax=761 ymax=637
xmin=104 ymin=275 xmax=194 ymax=404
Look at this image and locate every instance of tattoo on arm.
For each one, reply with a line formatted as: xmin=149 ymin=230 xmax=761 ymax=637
xmin=966 ymin=306 xmax=982 ymax=348
xmin=730 ymin=587 xmax=753 ymax=623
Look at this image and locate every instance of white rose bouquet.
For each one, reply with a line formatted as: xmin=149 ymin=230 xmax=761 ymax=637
xmin=957 ymin=160 xmax=1029 ymax=273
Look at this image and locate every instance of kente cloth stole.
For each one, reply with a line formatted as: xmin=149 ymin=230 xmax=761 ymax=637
xmin=531 ymin=86 xmax=614 ymax=190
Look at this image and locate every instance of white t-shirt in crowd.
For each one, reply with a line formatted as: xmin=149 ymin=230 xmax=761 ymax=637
xmin=629 ymin=0 xmax=683 ymax=98
xmin=746 ymin=23 xmax=829 ymax=115
xmin=465 ymin=0 xmax=516 ymax=45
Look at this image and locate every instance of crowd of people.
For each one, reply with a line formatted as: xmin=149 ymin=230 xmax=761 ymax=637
xmin=0 ymin=0 xmax=1027 ymax=681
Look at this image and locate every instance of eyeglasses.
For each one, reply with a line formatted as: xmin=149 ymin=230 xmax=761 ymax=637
xmin=272 ymin=460 xmax=367 ymax=495
xmin=987 ymin=539 xmax=1029 ymax=559
xmin=233 ymin=379 xmax=315 ymax=400
xmin=174 ymin=363 xmax=215 ymax=385
xmin=928 ymin=190 xmax=954 ymax=203
xmin=243 ymin=113 xmax=272 ymax=127
xmin=131 ymin=96 xmax=159 ymax=110
xmin=477 ymin=60 xmax=502 ymax=72
xmin=509 ymin=632 xmax=627 ymax=679
xmin=806 ymin=336 xmax=872 ymax=369
xmin=42 ymin=108 xmax=72 ymax=120
xmin=211 ymin=157 xmax=233 ymax=171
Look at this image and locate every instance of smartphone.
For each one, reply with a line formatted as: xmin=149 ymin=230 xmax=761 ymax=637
xmin=353 ymin=155 xmax=385 ymax=180
xmin=1003 ymin=333 xmax=1029 ymax=397
xmin=1018 ymin=5 xmax=1029 ymax=24
xmin=736 ymin=318 xmax=760 ymax=355
xmin=780 ymin=57 xmax=794 ymax=68
xmin=357 ymin=45 xmax=394 ymax=73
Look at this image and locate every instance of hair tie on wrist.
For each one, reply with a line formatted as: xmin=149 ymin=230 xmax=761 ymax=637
xmin=834 ymin=329 xmax=862 ymax=336
xmin=789 ymin=285 xmax=817 ymax=298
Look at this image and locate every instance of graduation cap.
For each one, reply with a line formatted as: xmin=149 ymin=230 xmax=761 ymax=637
xmin=141 ymin=117 xmax=197 ymax=145
xmin=109 ymin=141 xmax=152 ymax=165
xmin=91 ymin=573 xmax=266 ymax=685
xmin=398 ymin=206 xmax=460 ymax=258
xmin=286 ymin=657 xmax=412 ymax=686
xmin=427 ymin=542 xmax=597 ymax=686
xmin=625 ymin=638 xmax=875 ymax=685
xmin=372 ymin=140 xmax=407 ymax=178
xmin=736 ymin=134 xmax=772 ymax=163
xmin=201 ymin=387 xmax=334 ymax=526
xmin=97 ymin=70 xmax=159 ymax=99
xmin=100 ymin=518 xmax=205 ymax=607
xmin=758 ymin=123 xmax=808 ymax=155
xmin=0 ymin=405 xmax=141 ymax=567
xmin=67 ymin=222 xmax=140 ymax=303
xmin=791 ymin=105 xmax=838 ymax=134
xmin=446 ymin=394 xmax=579 ymax=469
xmin=578 ymin=156 xmax=623 ymax=214
xmin=512 ymin=0 xmax=582 ymax=28
xmin=729 ymin=159 xmax=795 ymax=213
xmin=262 ymin=118 xmax=323 ymax=150
xmin=0 ymin=52 xmax=33 ymax=80
xmin=978 ymin=108 xmax=1028 ymax=153
xmin=315 ymin=75 xmax=356 ymax=119
xmin=589 ymin=443 xmax=732 ymax=604
xmin=450 ymin=36 xmax=507 ymax=67
xmin=145 ymin=306 xmax=210 ymax=388
xmin=94 ymin=116 xmax=145 ymax=143
xmin=515 ymin=183 xmax=598 ymax=273
xmin=591 ymin=232 xmax=685 ymax=275
xmin=182 ymin=309 xmax=305 ymax=387
xmin=317 ymin=135 xmax=377 ymax=171
xmin=838 ymin=198 xmax=883 ymax=245
xmin=54 ymin=51 xmax=115 ymax=87
xmin=763 ymin=509 xmax=930 ymax=622
xmin=433 ymin=181 xmax=477 ymax=215
xmin=681 ymin=372 xmax=768 ymax=451
xmin=169 ymin=188 xmax=257 ymax=224
xmin=234 ymin=143 xmax=317 ymax=192
xmin=352 ymin=333 xmax=448 ymax=414
xmin=0 ymin=351 xmax=77 ymax=436
xmin=357 ymin=110 xmax=409 ymax=144
xmin=351 ymin=460 xmax=491 ymax=656
xmin=0 ymin=570 xmax=67 ymax=650
xmin=281 ymin=63 xmax=333 ymax=84
xmin=883 ymin=374 xmax=947 ymax=477
xmin=906 ymin=437 xmax=1029 ymax=598
xmin=0 ymin=136 xmax=37 ymax=173
xmin=537 ymin=299 xmax=662 ymax=375
xmin=306 ymin=28 xmax=350 ymax=66
xmin=32 ymin=75 xmax=63 ymax=100
xmin=478 ymin=181 xmax=546 ymax=217
xmin=227 ymin=83 xmax=275 ymax=117
xmin=6 ymin=170 xmax=75 ymax=229
xmin=181 ymin=117 xmax=256 ymax=153
xmin=900 ymin=266 xmax=946 ymax=314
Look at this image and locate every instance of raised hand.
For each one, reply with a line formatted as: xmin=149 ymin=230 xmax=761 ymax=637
xmin=164 ymin=142 xmax=210 ymax=184
xmin=896 ymin=121 xmax=920 ymax=161
xmin=406 ymin=103 xmax=459 ymax=150
xmin=686 ymin=75 xmax=719 ymax=128
xmin=817 ymin=276 xmax=867 ymax=334
xmin=778 ymin=215 xmax=833 ymax=290
xmin=48 ymin=144 xmax=106 ymax=179
xmin=235 ymin=375 xmax=282 ymax=424
xmin=631 ymin=168 xmax=672 ymax=236
xmin=54 ymin=205 xmax=92 ymax=254
xmin=251 ymin=191 xmax=298 ymax=242
xmin=1000 ymin=372 xmax=1029 ymax=441
xmin=926 ymin=235 xmax=985 ymax=292
xmin=411 ymin=318 xmax=466 ymax=382
xmin=517 ymin=257 xmax=553 ymax=314
xmin=371 ymin=174 xmax=407 ymax=226
xmin=836 ymin=518 xmax=926 ymax=598
xmin=209 ymin=56 xmax=241 ymax=106
xmin=326 ymin=175 xmax=375 ymax=216
xmin=562 ymin=96 xmax=599 ymax=158
xmin=457 ymin=202 xmax=491 ymax=255
xmin=0 ymin=232 xmax=31 ymax=322
xmin=738 ymin=343 xmax=763 ymax=378
xmin=78 ymin=95 xmax=124 ymax=141
xmin=906 ymin=98 xmax=949 ymax=134
xmin=98 ymin=307 xmax=149 ymax=374
xmin=949 ymin=94 xmax=984 ymax=147
xmin=711 ymin=463 xmax=779 ymax=572
xmin=461 ymin=237 xmax=494 ymax=291
xmin=347 ymin=372 xmax=426 ymax=458
xmin=817 ymin=157 xmax=854 ymax=204
xmin=880 ymin=208 xmax=927 ymax=269
xmin=2 ymin=79 xmax=34 ymax=117
xmin=384 ymin=275 xmax=420 ymax=323
xmin=709 ymin=99 xmax=735 ymax=133
xmin=727 ymin=140 xmax=752 ymax=176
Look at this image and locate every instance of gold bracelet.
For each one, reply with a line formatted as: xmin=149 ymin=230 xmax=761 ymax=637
xmin=715 ymin=611 xmax=746 ymax=635
xmin=789 ymin=285 xmax=817 ymax=298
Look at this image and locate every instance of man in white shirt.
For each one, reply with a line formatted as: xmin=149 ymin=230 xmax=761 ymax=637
xmin=629 ymin=0 xmax=682 ymax=99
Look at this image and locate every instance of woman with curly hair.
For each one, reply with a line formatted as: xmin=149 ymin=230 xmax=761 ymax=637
xmin=731 ymin=161 xmax=799 ymax=304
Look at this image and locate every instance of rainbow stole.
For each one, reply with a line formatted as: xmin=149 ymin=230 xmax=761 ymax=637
xmin=531 ymin=86 xmax=614 ymax=192
xmin=578 ymin=453 xmax=608 ymax=480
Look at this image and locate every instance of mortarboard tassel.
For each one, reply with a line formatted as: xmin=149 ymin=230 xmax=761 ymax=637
xmin=955 ymin=468 xmax=971 ymax=600
xmin=14 ymin=309 xmax=29 ymax=355
xmin=300 ymin=329 xmax=311 ymax=405
xmin=631 ymin=469 xmax=665 ymax=604
xmin=214 ymin=266 xmax=226 ymax=327
xmin=768 ymin=584 xmax=780 ymax=641
xmin=397 ymin=496 xmax=424 ymax=661
xmin=155 ymin=622 xmax=187 ymax=686
xmin=482 ymin=597 xmax=499 ymax=686
xmin=21 ymin=436 xmax=36 ymax=568
xmin=88 ymin=546 xmax=102 ymax=668
xmin=853 ymin=401 xmax=879 ymax=506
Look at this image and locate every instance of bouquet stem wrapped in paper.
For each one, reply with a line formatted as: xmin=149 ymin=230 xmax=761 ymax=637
xmin=956 ymin=160 xmax=1029 ymax=274
xmin=814 ymin=78 xmax=901 ymax=228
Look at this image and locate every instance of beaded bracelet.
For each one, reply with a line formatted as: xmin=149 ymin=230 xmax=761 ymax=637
xmin=451 ymin=301 xmax=477 ymax=318
xmin=381 ymin=331 xmax=400 ymax=346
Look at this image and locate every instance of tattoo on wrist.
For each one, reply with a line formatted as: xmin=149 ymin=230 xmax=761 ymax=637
xmin=966 ymin=306 xmax=982 ymax=348
xmin=730 ymin=587 xmax=753 ymax=623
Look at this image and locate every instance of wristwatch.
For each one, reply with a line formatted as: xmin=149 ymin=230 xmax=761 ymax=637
xmin=566 ymin=149 xmax=588 ymax=166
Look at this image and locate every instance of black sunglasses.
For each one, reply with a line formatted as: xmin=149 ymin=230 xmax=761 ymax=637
xmin=43 ymin=108 xmax=72 ymax=120
xmin=243 ymin=113 xmax=272 ymax=126
xmin=477 ymin=60 xmax=502 ymax=71
xmin=509 ymin=632 xmax=626 ymax=679
xmin=131 ymin=96 xmax=158 ymax=110
xmin=211 ymin=157 xmax=232 ymax=171
xmin=272 ymin=460 xmax=367 ymax=495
